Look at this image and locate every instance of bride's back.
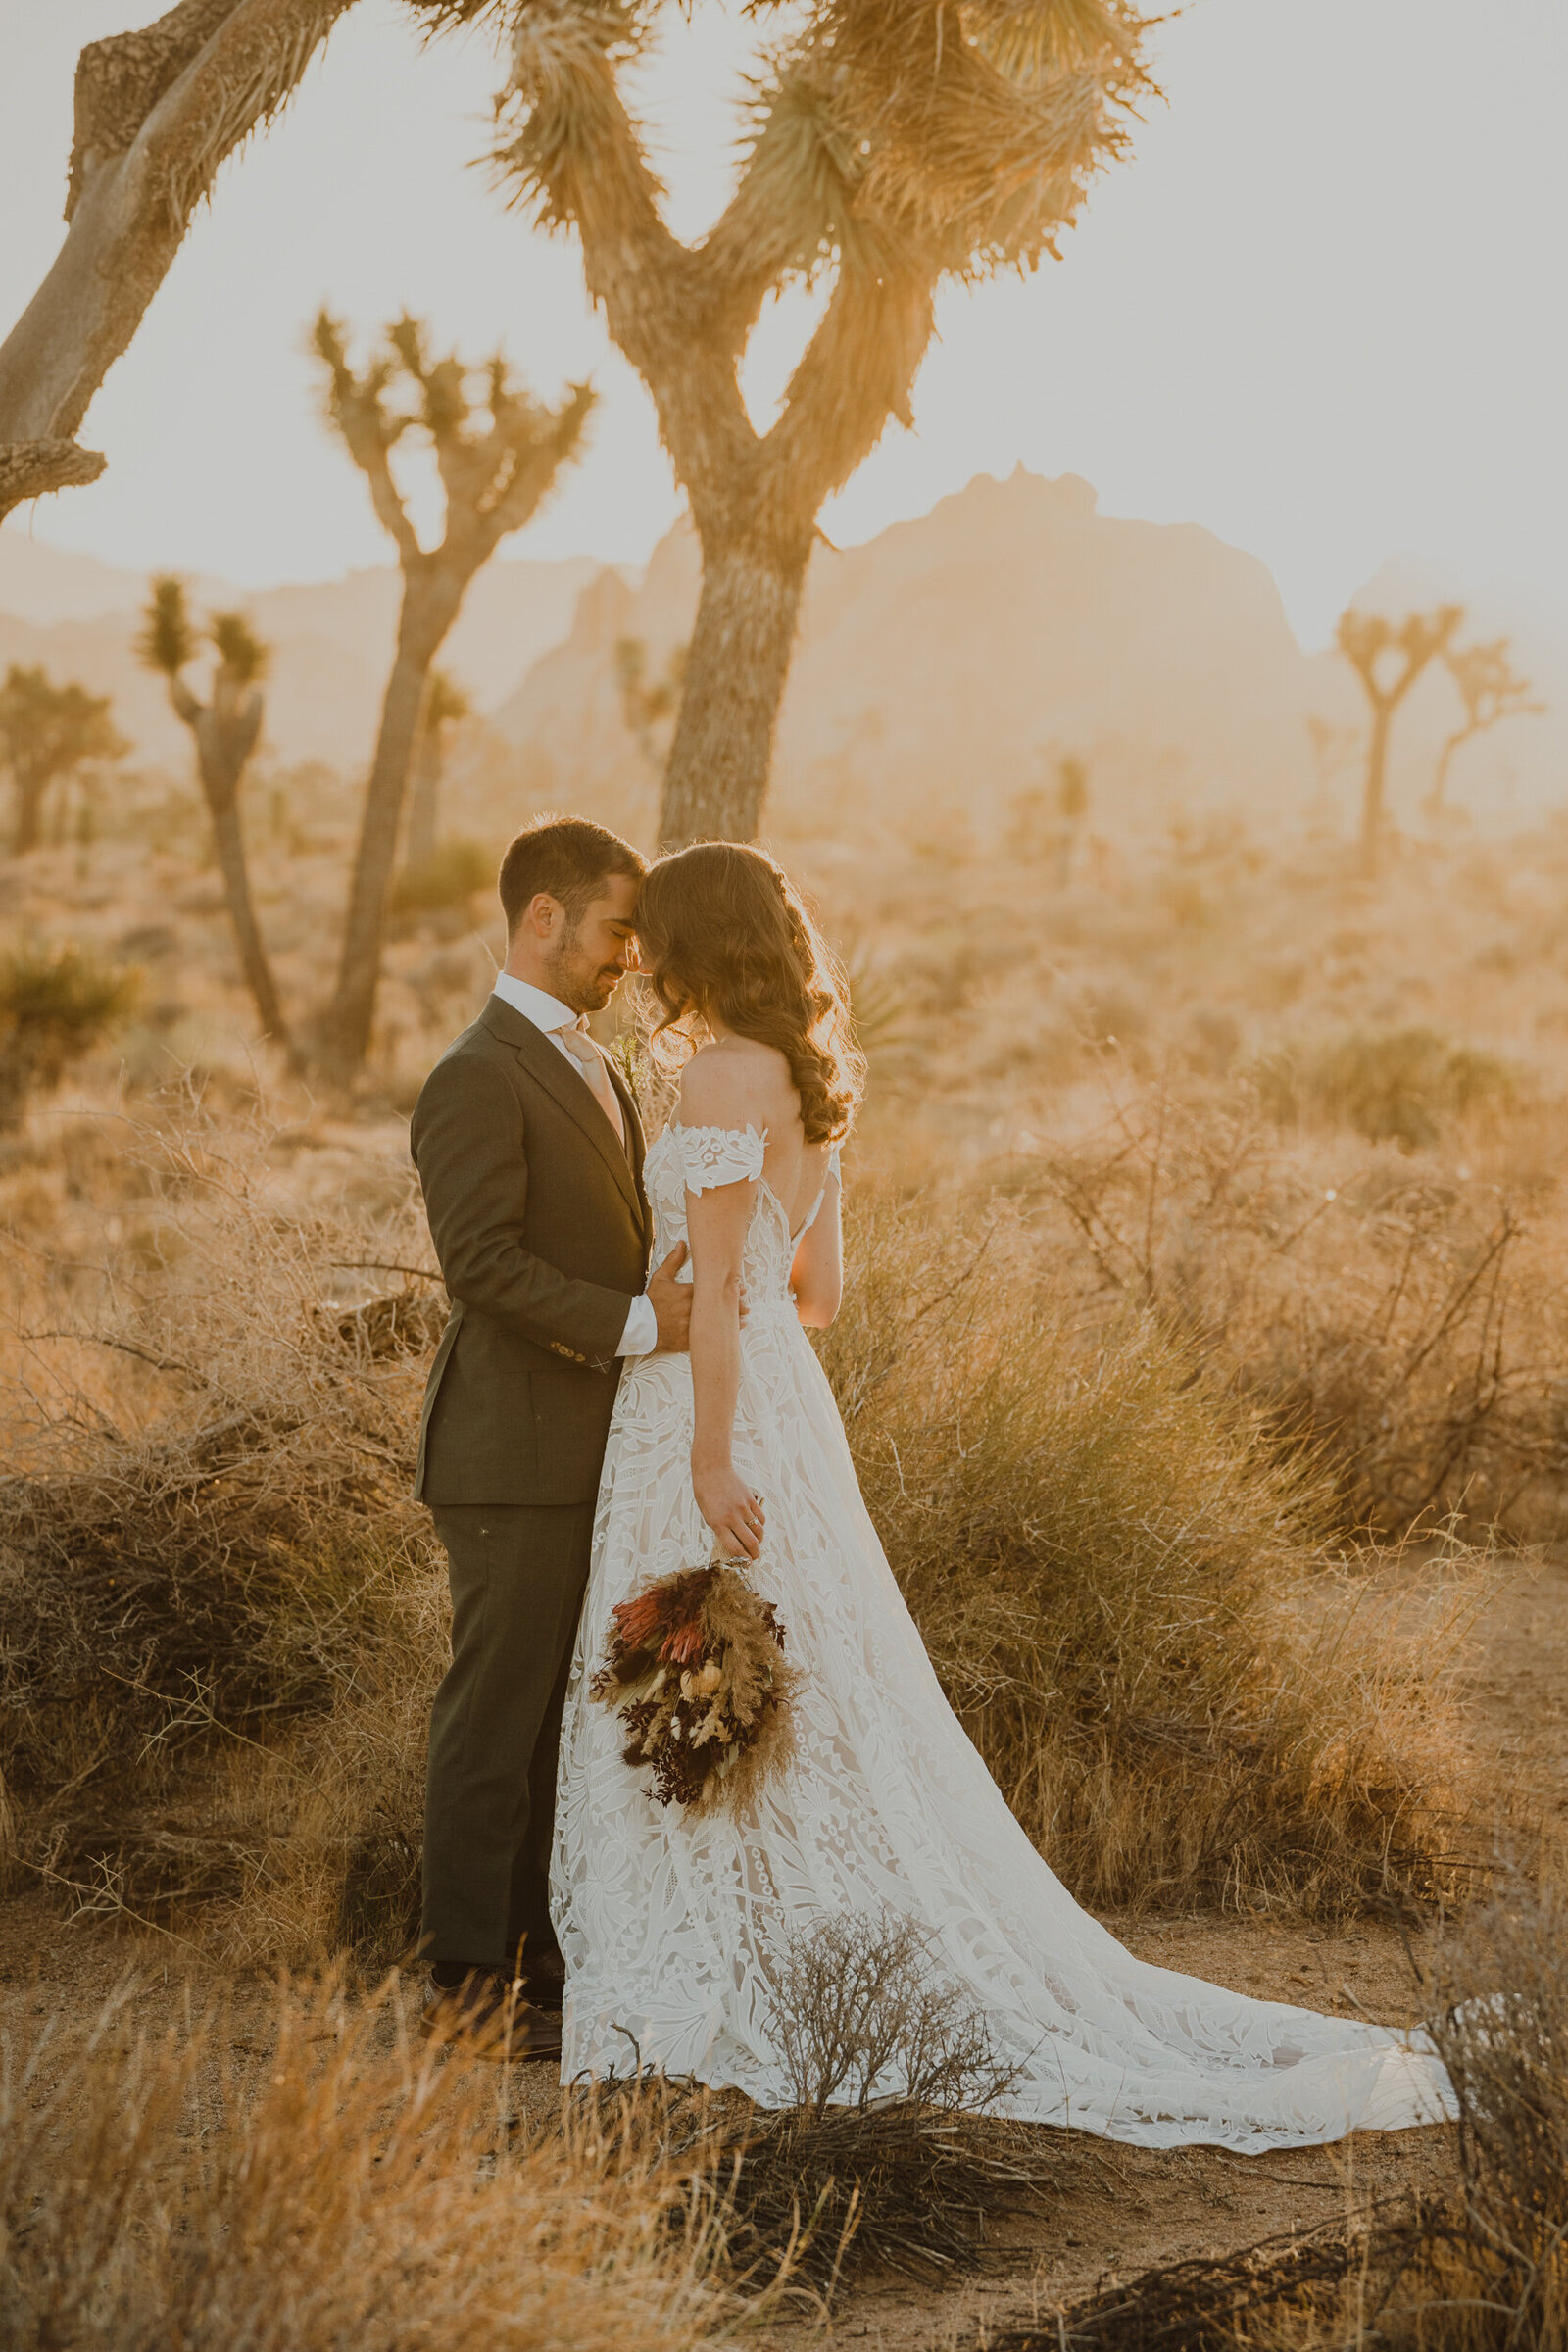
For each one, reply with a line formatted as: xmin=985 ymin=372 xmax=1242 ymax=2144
xmin=677 ymin=1036 xmax=831 ymax=1238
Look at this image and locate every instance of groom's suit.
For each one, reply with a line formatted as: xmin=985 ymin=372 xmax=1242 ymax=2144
xmin=411 ymin=990 xmax=651 ymax=1972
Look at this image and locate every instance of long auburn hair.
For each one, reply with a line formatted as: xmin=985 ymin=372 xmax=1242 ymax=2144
xmin=636 ymin=843 xmax=864 ymax=1145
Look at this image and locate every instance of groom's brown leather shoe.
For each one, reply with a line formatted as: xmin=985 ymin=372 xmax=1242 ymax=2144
xmin=418 ymin=1968 xmax=562 ymax=2063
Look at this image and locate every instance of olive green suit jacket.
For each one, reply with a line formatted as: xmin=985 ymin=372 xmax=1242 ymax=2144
xmin=410 ymin=996 xmax=651 ymax=1507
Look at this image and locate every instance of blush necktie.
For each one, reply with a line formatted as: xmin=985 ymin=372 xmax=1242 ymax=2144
xmin=558 ymin=1019 xmax=627 ymax=1152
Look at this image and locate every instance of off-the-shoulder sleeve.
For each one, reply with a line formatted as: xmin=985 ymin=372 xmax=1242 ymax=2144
xmin=676 ymin=1122 xmax=767 ymax=1193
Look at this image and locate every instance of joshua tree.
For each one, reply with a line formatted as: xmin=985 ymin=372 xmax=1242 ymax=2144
xmin=138 ymin=577 xmax=292 ymax=1053
xmin=1336 ymin=604 xmax=1463 ymax=882
xmin=310 ymin=311 xmax=592 ymax=1080
xmin=0 ymin=664 xmax=125 ymax=853
xmin=614 ymin=635 xmax=687 ymax=777
xmin=1054 ymin=754 xmax=1089 ymax=887
xmin=0 ymin=2 xmax=361 ymax=523
xmin=401 ymin=667 xmax=471 ymax=874
xmin=1425 ymin=636 xmax=1544 ymax=819
xmin=413 ymin=0 xmax=1150 ymax=848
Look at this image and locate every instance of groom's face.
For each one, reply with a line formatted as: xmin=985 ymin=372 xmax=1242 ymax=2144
xmin=547 ymin=871 xmax=642 ymax=1014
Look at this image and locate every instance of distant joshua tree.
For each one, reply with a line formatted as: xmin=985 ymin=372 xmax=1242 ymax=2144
xmin=1335 ymin=604 xmax=1463 ymax=882
xmin=401 ymin=668 xmax=471 ymax=875
xmin=138 ymin=578 xmax=292 ymax=1055
xmin=412 ymin=0 xmax=1152 ymax=849
xmin=0 ymin=4 xmax=360 ymax=523
xmin=614 ymin=637 xmax=688 ymax=778
xmin=0 ymin=663 xmax=124 ymax=854
xmin=310 ymin=311 xmax=592 ymax=1081
xmin=1054 ymin=754 xmax=1090 ymax=887
xmin=1425 ymin=636 xmax=1544 ymax=819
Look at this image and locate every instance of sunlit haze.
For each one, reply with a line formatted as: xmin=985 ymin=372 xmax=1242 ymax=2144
xmin=2 ymin=0 xmax=1565 ymax=646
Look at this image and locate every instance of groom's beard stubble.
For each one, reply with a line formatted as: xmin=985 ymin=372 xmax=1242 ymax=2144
xmin=545 ymin=935 xmax=627 ymax=1017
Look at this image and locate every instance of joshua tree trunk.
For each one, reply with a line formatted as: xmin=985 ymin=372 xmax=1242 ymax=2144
xmin=206 ymin=785 xmax=290 ymax=1046
xmin=1358 ymin=703 xmax=1394 ymax=883
xmin=1425 ymin=726 xmax=1471 ymax=821
xmin=0 ymin=0 xmax=359 ymax=522
xmin=168 ymin=670 xmax=293 ymax=1054
xmin=403 ymin=691 xmax=441 ymax=871
xmin=315 ymin=584 xmax=458 ymax=1080
xmin=659 ymin=534 xmax=810 ymax=847
xmin=11 ymin=772 xmax=50 ymax=856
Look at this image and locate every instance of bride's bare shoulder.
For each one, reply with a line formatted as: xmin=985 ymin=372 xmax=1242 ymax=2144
xmin=678 ymin=1038 xmax=792 ymax=1131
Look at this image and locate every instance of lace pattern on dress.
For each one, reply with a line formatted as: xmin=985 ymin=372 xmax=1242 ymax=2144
xmin=672 ymin=1122 xmax=767 ymax=1193
xmin=550 ymin=1124 xmax=1453 ymax=2151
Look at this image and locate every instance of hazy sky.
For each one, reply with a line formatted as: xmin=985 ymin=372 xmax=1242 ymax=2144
xmin=2 ymin=0 xmax=1565 ymax=647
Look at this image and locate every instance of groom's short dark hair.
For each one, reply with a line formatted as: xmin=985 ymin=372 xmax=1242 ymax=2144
xmin=498 ymin=816 xmax=647 ymax=933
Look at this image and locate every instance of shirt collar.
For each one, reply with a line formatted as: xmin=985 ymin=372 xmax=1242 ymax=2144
xmin=491 ymin=969 xmax=579 ymax=1036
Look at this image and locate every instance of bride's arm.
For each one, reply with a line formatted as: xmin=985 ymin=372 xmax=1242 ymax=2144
xmin=790 ymin=1166 xmax=842 ymax=1328
xmin=687 ymin=1177 xmax=765 ymax=1561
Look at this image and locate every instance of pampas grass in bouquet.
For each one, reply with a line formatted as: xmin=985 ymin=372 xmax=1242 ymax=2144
xmin=590 ymin=1562 xmax=798 ymax=1815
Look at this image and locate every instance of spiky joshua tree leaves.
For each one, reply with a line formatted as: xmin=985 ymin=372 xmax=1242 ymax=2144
xmin=0 ymin=2 xmax=363 ymax=523
xmin=412 ymin=0 xmax=1152 ymax=847
xmin=1336 ymin=604 xmax=1463 ymax=882
xmin=138 ymin=576 xmax=294 ymax=1055
xmin=310 ymin=312 xmax=592 ymax=1081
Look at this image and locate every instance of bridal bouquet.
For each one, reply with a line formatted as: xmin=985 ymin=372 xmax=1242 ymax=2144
xmin=590 ymin=1562 xmax=798 ymax=1816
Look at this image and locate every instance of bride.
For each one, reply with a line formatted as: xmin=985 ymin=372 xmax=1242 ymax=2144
xmin=551 ymin=842 xmax=1454 ymax=2150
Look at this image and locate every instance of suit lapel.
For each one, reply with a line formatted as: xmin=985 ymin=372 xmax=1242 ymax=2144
xmin=482 ymin=996 xmax=645 ymax=1229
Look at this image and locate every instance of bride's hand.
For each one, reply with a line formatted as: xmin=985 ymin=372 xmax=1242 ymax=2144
xmin=693 ymin=1461 xmax=765 ymax=1561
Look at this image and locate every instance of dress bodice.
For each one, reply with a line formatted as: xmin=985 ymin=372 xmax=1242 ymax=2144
xmin=642 ymin=1123 xmax=838 ymax=1324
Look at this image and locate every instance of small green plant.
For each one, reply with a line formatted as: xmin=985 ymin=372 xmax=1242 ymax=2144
xmin=389 ymin=837 xmax=493 ymax=916
xmin=0 ymin=940 xmax=138 ymax=1128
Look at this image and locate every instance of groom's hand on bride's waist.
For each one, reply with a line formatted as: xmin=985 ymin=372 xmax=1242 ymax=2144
xmin=648 ymin=1244 xmax=693 ymax=1353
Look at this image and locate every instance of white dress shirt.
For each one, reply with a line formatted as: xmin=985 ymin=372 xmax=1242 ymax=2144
xmin=490 ymin=971 xmax=658 ymax=1358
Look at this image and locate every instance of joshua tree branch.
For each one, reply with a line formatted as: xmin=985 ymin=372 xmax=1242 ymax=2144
xmin=0 ymin=0 xmax=360 ymax=523
xmin=0 ymin=439 xmax=107 ymax=509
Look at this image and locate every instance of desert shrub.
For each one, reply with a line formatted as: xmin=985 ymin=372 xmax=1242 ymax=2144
xmin=767 ymin=1911 xmax=1022 ymax=2120
xmin=1023 ymin=1076 xmax=1568 ymax=1540
xmin=0 ymin=939 xmax=138 ymax=1128
xmin=0 ymin=1102 xmax=446 ymax=1961
xmin=1253 ymin=1027 xmax=1516 ymax=1151
xmin=390 ymin=836 xmax=492 ymax=915
xmin=1422 ymin=1883 xmax=1568 ymax=2347
xmin=0 ymin=1976 xmax=737 ymax=2352
xmin=819 ymin=1181 xmax=1484 ymax=1917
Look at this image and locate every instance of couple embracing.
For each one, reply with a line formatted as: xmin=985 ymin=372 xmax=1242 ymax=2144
xmin=411 ymin=816 xmax=1454 ymax=2150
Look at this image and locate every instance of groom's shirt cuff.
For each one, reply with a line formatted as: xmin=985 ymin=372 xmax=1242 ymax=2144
xmin=617 ymin=1294 xmax=659 ymax=1357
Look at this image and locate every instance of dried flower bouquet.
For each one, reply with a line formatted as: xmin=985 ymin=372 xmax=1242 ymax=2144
xmin=590 ymin=1561 xmax=798 ymax=1815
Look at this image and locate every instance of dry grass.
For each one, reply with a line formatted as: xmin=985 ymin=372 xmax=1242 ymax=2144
xmin=0 ymin=1095 xmax=443 ymax=1966
xmin=819 ymin=1179 xmax=1492 ymax=1920
xmin=0 ymin=1975 xmax=743 ymax=2352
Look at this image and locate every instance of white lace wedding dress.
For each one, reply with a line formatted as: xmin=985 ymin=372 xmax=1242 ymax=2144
xmin=551 ymin=1124 xmax=1455 ymax=2149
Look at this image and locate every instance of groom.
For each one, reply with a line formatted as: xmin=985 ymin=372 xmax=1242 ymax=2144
xmin=409 ymin=814 xmax=690 ymax=2056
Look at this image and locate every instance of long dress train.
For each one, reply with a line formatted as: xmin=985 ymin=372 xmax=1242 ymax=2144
xmin=551 ymin=1124 xmax=1455 ymax=2151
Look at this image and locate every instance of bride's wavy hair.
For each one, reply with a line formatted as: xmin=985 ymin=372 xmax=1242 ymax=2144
xmin=635 ymin=843 xmax=864 ymax=1145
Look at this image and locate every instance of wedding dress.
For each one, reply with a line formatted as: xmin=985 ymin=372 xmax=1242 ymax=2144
xmin=551 ymin=1124 xmax=1455 ymax=2149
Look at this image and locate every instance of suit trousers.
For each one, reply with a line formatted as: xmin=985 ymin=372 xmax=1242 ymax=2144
xmin=421 ymin=1501 xmax=595 ymax=1971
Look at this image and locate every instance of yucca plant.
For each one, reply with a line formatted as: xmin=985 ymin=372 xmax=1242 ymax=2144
xmin=414 ymin=0 xmax=1152 ymax=847
xmin=0 ymin=938 xmax=137 ymax=1128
